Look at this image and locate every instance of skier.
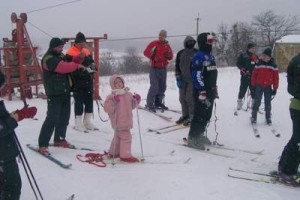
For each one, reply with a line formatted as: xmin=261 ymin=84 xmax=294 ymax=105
xmin=38 ymin=37 xmax=85 ymax=155
xmin=250 ymin=48 xmax=279 ymax=125
xmin=65 ymin=32 xmax=98 ymax=132
xmin=187 ymin=32 xmax=218 ymax=149
xmin=0 ymin=70 xmax=37 ymax=200
xmin=277 ymin=53 xmax=300 ymax=186
xmin=103 ymin=74 xmax=141 ymax=163
xmin=143 ymin=29 xmax=173 ymax=112
xmin=175 ymin=36 xmax=197 ymax=125
xmin=236 ymin=43 xmax=259 ymax=110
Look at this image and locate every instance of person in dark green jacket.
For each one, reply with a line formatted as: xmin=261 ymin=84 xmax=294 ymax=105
xmin=278 ymin=53 xmax=300 ymax=186
xmin=38 ymin=38 xmax=85 ymax=155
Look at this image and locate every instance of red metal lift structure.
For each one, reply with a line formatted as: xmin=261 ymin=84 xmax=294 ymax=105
xmin=0 ymin=12 xmax=43 ymax=100
xmin=0 ymin=12 xmax=108 ymax=101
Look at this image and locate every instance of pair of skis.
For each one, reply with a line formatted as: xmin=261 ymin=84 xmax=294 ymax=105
xmin=228 ymin=167 xmax=300 ymax=187
xmin=181 ymin=137 xmax=263 ymax=158
xmin=138 ymin=106 xmax=173 ymax=122
xmin=251 ymin=123 xmax=281 ymax=138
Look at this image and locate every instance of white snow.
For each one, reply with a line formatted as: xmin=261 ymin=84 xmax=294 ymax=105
xmin=276 ymin=35 xmax=300 ymax=43
xmin=5 ymin=67 xmax=300 ymax=200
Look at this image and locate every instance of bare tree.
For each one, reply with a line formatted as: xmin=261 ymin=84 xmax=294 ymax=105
xmin=214 ymin=23 xmax=230 ymax=66
xmin=252 ymin=10 xmax=300 ymax=48
xmin=121 ymin=47 xmax=148 ymax=74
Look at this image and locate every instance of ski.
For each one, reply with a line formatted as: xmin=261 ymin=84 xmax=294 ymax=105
xmin=183 ymin=137 xmax=263 ymax=155
xmin=138 ymin=106 xmax=172 ymax=122
xmin=148 ymin=124 xmax=181 ymax=132
xmin=49 ymin=143 xmax=95 ymax=151
xmin=251 ymin=123 xmax=260 ymax=138
xmin=161 ymin=109 xmax=181 ymax=114
xmin=228 ymin=174 xmax=275 ymax=184
xmin=26 ymin=144 xmax=72 ymax=169
xmin=229 ymin=167 xmax=276 ymax=177
xmin=268 ymin=126 xmax=281 ymax=137
xmin=153 ymin=125 xmax=188 ymax=134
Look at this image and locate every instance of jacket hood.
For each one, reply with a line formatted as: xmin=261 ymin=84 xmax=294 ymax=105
xmin=184 ymin=36 xmax=196 ymax=48
xmin=109 ymin=74 xmax=125 ymax=89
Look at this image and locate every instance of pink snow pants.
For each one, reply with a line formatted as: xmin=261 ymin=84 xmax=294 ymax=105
xmin=109 ymin=129 xmax=132 ymax=158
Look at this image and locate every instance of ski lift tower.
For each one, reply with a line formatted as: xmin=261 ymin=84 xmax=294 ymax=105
xmin=61 ymin=34 xmax=108 ymax=100
xmin=0 ymin=12 xmax=43 ymax=101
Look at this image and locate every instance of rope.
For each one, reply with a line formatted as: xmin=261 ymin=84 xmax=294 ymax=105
xmin=95 ymin=99 xmax=109 ymax=122
xmin=212 ymin=101 xmax=221 ymax=145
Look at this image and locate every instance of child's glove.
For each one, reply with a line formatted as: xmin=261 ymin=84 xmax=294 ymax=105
xmin=198 ymin=91 xmax=207 ymax=101
xmin=113 ymin=95 xmax=120 ymax=103
xmin=133 ymin=93 xmax=141 ymax=104
xmin=15 ymin=106 xmax=37 ymax=121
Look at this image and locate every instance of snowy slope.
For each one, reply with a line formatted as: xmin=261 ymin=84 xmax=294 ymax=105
xmin=4 ymin=67 xmax=299 ymax=200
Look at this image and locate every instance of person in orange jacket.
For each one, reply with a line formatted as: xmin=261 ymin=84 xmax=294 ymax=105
xmin=143 ymin=29 xmax=173 ymax=112
xmin=65 ymin=32 xmax=98 ymax=132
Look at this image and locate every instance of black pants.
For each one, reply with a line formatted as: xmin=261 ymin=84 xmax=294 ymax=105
xmin=238 ymin=75 xmax=255 ymax=99
xmin=38 ymin=95 xmax=71 ymax=147
xmin=252 ymin=85 xmax=272 ymax=119
xmin=278 ymin=108 xmax=300 ymax=175
xmin=0 ymin=160 xmax=21 ymax=200
xmin=73 ymin=78 xmax=94 ymax=115
xmin=188 ymin=89 xmax=214 ymax=138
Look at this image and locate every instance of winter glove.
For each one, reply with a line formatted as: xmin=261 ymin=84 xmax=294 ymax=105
xmin=15 ymin=106 xmax=37 ymax=121
xmin=113 ymin=95 xmax=120 ymax=103
xmin=250 ymin=54 xmax=258 ymax=64
xmin=176 ymin=76 xmax=183 ymax=89
xmin=198 ymin=91 xmax=207 ymax=101
xmin=240 ymin=68 xmax=247 ymax=76
xmin=133 ymin=93 xmax=141 ymax=104
xmin=272 ymin=89 xmax=277 ymax=96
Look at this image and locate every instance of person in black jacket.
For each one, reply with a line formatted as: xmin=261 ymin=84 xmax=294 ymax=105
xmin=38 ymin=38 xmax=85 ymax=155
xmin=187 ymin=32 xmax=218 ymax=149
xmin=277 ymin=53 xmax=300 ymax=186
xmin=236 ymin=43 xmax=259 ymax=110
xmin=175 ymin=36 xmax=197 ymax=125
xmin=0 ymin=73 xmax=20 ymax=200
xmin=0 ymin=70 xmax=38 ymax=200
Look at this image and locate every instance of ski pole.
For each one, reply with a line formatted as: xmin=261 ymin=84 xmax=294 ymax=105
xmin=136 ymin=107 xmax=145 ymax=162
xmin=14 ymin=134 xmax=44 ymax=200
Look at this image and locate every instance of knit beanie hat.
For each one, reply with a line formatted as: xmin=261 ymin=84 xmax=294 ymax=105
xmin=75 ymin=32 xmax=86 ymax=43
xmin=49 ymin=38 xmax=64 ymax=49
xmin=159 ymin=29 xmax=167 ymax=37
xmin=247 ymin=43 xmax=256 ymax=49
xmin=263 ymin=48 xmax=272 ymax=57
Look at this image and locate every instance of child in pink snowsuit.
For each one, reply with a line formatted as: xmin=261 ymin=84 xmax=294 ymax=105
xmin=104 ymin=74 xmax=141 ymax=163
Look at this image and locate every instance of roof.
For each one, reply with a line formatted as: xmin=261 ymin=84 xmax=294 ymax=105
xmin=276 ymin=35 xmax=300 ymax=44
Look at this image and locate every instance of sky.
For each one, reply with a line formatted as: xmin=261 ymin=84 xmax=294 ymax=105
xmin=0 ymin=0 xmax=300 ymax=51
xmin=6 ymin=68 xmax=300 ymax=199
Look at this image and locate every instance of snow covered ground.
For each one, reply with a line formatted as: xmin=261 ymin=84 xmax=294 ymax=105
xmin=5 ymin=67 xmax=300 ymax=200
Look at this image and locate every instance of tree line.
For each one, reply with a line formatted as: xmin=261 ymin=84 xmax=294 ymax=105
xmin=99 ymin=9 xmax=300 ymax=75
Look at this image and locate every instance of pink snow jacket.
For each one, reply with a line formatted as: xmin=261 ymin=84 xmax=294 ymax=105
xmin=104 ymin=75 xmax=140 ymax=130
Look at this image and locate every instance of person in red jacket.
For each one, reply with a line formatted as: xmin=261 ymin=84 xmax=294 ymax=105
xmin=143 ymin=29 xmax=173 ymax=112
xmin=251 ymin=48 xmax=279 ymax=125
